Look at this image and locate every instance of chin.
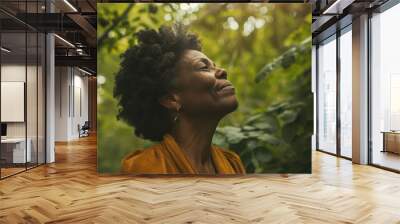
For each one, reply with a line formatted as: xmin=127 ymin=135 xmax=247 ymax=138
xmin=220 ymin=96 xmax=238 ymax=114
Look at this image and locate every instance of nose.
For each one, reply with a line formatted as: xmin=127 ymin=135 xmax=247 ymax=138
xmin=215 ymin=67 xmax=227 ymax=80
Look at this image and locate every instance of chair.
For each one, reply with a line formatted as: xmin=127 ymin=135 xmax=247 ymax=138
xmin=78 ymin=121 xmax=90 ymax=138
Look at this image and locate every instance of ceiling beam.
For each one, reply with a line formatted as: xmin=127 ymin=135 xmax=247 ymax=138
xmin=322 ymin=0 xmax=356 ymax=15
xmin=67 ymin=13 xmax=96 ymax=47
xmin=55 ymin=55 xmax=96 ymax=74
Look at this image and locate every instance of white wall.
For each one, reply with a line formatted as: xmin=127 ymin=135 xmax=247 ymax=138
xmin=1 ymin=65 xmax=26 ymax=141
xmin=1 ymin=65 xmax=25 ymax=129
xmin=1 ymin=63 xmax=46 ymax=164
xmin=55 ymin=66 xmax=89 ymax=141
xmin=55 ymin=66 xmax=69 ymax=141
xmin=1 ymin=65 xmax=38 ymax=138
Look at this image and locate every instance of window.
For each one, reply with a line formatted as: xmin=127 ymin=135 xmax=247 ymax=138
xmin=370 ymin=3 xmax=400 ymax=171
xmin=0 ymin=1 xmax=46 ymax=179
xmin=317 ymin=35 xmax=337 ymax=154
xmin=339 ymin=27 xmax=352 ymax=158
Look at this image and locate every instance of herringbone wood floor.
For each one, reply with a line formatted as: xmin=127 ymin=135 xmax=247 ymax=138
xmin=1 ymin=135 xmax=400 ymax=224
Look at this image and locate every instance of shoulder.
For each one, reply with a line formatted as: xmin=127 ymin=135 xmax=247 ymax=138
xmin=121 ymin=144 xmax=166 ymax=174
xmin=213 ymin=146 xmax=246 ymax=174
xmin=215 ymin=146 xmax=241 ymax=161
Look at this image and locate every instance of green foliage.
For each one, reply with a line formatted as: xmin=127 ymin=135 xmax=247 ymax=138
xmin=255 ymin=37 xmax=312 ymax=83
xmin=97 ymin=3 xmax=312 ymax=173
xmin=213 ymin=69 xmax=312 ymax=173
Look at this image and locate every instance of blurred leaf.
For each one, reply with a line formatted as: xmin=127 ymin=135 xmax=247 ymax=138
xmin=255 ymin=37 xmax=312 ymax=83
xmin=254 ymin=149 xmax=272 ymax=163
xmin=278 ymin=109 xmax=298 ymax=125
xmin=257 ymin=133 xmax=281 ymax=145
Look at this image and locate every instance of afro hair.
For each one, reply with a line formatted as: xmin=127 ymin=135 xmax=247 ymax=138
xmin=114 ymin=24 xmax=202 ymax=141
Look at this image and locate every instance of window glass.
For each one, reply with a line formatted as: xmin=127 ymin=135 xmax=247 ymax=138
xmin=1 ymin=26 xmax=28 ymax=177
xmin=317 ymin=35 xmax=337 ymax=154
xmin=339 ymin=28 xmax=352 ymax=158
xmin=371 ymin=3 xmax=400 ymax=171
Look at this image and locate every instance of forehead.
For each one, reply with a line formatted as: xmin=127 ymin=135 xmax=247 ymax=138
xmin=180 ymin=49 xmax=212 ymax=64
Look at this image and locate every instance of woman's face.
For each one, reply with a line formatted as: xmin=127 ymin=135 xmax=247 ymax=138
xmin=173 ymin=49 xmax=238 ymax=118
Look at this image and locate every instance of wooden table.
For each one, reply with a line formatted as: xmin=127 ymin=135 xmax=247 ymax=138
xmin=381 ymin=131 xmax=400 ymax=154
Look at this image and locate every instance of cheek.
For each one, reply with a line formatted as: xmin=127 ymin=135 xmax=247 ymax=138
xmin=191 ymin=73 xmax=216 ymax=92
xmin=178 ymin=71 xmax=239 ymax=115
xmin=180 ymin=73 xmax=216 ymax=101
xmin=181 ymin=74 xmax=216 ymax=103
xmin=180 ymin=80 xmax=238 ymax=115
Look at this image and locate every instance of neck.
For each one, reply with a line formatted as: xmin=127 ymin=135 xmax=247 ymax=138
xmin=170 ymin=114 xmax=220 ymax=169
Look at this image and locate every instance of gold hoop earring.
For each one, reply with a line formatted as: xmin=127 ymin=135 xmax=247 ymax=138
xmin=173 ymin=114 xmax=179 ymax=122
xmin=173 ymin=106 xmax=180 ymax=123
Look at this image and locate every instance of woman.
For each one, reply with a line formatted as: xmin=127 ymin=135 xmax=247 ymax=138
xmin=115 ymin=24 xmax=245 ymax=175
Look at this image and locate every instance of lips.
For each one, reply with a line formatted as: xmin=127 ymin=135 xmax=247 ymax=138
xmin=216 ymin=81 xmax=233 ymax=91
xmin=215 ymin=81 xmax=235 ymax=95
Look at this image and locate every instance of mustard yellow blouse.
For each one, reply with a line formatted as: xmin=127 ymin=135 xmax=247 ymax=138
xmin=121 ymin=134 xmax=246 ymax=174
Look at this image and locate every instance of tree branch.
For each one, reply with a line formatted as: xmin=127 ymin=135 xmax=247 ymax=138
xmin=98 ymin=3 xmax=135 ymax=48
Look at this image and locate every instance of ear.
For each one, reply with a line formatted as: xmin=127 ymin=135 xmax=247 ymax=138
xmin=159 ymin=93 xmax=181 ymax=111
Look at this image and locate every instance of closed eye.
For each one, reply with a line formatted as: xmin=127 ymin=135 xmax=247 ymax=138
xmin=196 ymin=58 xmax=215 ymax=71
xmin=197 ymin=63 xmax=209 ymax=71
